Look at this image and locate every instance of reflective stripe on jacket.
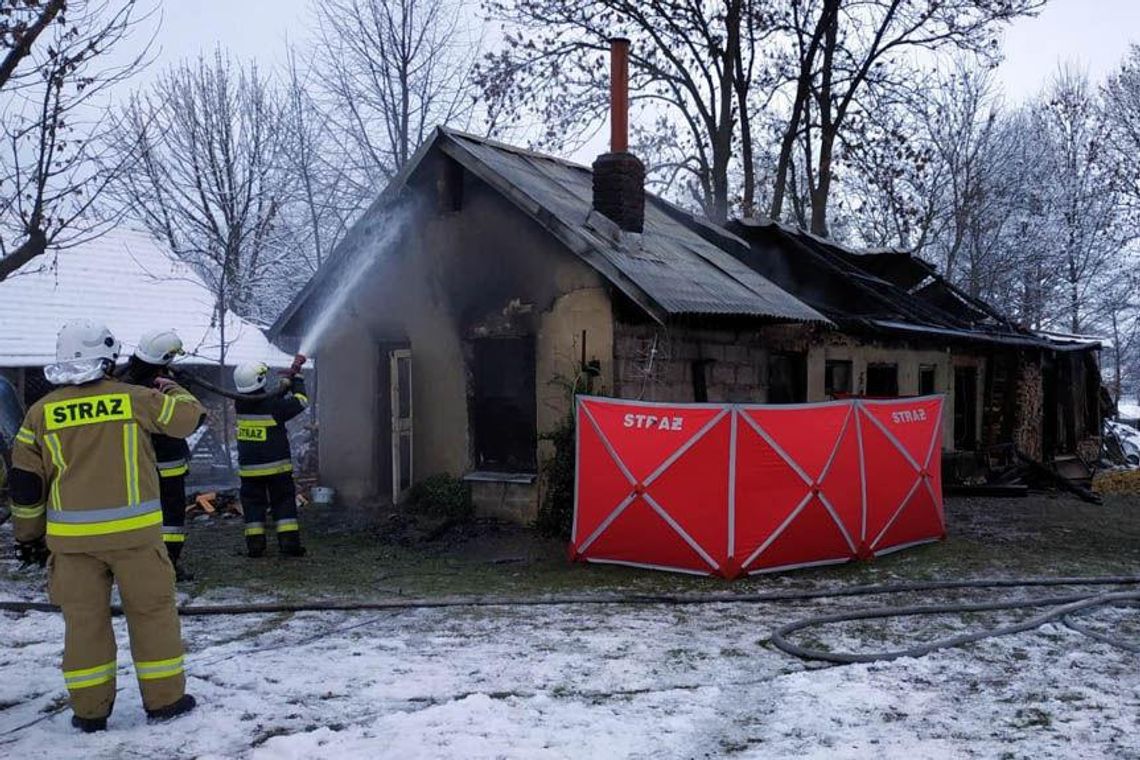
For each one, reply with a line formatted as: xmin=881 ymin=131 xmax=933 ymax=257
xmin=11 ymin=377 xmax=204 ymax=553
xmin=154 ymin=433 xmax=191 ymax=478
xmin=234 ymin=377 xmax=307 ymax=479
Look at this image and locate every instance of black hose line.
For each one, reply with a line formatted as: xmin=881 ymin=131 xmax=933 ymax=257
xmin=2 ymin=575 xmax=1139 ymax=618
xmin=1061 ymin=605 xmax=1140 ymax=654
xmin=110 ymin=362 xmax=288 ymax=402
xmin=0 ymin=575 xmax=1136 ymax=742
xmin=771 ymin=589 xmax=1140 ymax=663
xmin=168 ymin=369 xmax=290 ymax=403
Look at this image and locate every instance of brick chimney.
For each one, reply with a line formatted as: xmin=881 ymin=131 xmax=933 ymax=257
xmin=592 ymin=38 xmax=645 ymax=233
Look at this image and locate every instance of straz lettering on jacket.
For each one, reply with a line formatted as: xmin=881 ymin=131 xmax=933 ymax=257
xmin=236 ymin=418 xmax=274 ymax=442
xmin=44 ymin=394 xmax=133 ymax=430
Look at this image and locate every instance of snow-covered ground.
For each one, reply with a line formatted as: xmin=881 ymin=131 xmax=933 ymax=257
xmin=2 ymin=577 xmax=1138 ymax=759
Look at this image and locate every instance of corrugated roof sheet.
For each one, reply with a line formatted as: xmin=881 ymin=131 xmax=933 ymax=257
xmin=0 ymin=228 xmax=293 ymax=368
xmin=440 ymin=130 xmax=828 ymax=322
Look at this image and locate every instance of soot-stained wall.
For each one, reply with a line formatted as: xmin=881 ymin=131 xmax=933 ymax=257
xmin=612 ymin=319 xmax=972 ymax=451
xmin=313 ymin=153 xmax=613 ymax=507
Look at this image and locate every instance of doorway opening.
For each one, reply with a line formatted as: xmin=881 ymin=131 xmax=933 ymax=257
xmin=954 ymin=366 xmax=979 ymax=450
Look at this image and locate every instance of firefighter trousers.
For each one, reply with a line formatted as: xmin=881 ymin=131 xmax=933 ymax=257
xmin=48 ymin=544 xmax=186 ymax=719
xmin=159 ymin=473 xmax=187 ymax=565
xmin=240 ymin=472 xmax=301 ymax=555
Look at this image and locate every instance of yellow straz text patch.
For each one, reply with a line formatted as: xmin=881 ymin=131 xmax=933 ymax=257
xmin=236 ymin=426 xmax=268 ymax=442
xmin=44 ymin=394 xmax=133 ymax=430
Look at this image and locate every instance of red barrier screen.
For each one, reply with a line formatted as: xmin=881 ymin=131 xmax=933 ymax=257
xmin=571 ymin=396 xmax=945 ymax=578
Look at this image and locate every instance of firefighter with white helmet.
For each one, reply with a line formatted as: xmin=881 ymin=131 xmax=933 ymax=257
xmin=122 ymin=329 xmax=193 ymax=580
xmin=233 ymin=360 xmax=308 ymax=557
xmin=8 ymin=320 xmax=205 ymax=731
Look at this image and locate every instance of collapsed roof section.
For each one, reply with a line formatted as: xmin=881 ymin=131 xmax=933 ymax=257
xmin=728 ymin=219 xmax=1099 ymax=353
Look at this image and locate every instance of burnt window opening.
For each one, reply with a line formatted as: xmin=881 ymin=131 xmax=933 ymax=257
xmin=954 ymin=366 xmax=979 ymax=451
xmin=825 ymin=360 xmax=853 ymax=398
xmin=471 ymin=337 xmax=537 ymax=472
xmin=919 ymin=365 xmax=937 ymax=396
xmin=866 ymin=363 xmax=899 ymax=397
xmin=691 ymin=359 xmax=712 ymax=403
xmin=768 ymin=352 xmax=807 ymax=404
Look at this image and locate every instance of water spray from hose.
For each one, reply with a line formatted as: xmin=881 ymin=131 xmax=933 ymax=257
xmin=296 ymin=200 xmax=415 ymax=358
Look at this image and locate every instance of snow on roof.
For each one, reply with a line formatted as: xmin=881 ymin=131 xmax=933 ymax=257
xmin=0 ymin=228 xmax=293 ymax=368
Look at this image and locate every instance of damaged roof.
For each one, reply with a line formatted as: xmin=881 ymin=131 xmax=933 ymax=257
xmin=273 ymin=128 xmax=829 ymax=336
xmin=728 ymin=219 xmax=1098 ymax=351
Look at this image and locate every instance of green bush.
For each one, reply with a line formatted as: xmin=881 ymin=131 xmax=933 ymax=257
xmin=536 ymin=412 xmax=576 ymax=539
xmin=410 ymin=474 xmax=472 ymax=520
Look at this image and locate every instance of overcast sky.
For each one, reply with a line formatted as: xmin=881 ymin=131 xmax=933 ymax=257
xmin=144 ymin=0 xmax=1139 ymax=103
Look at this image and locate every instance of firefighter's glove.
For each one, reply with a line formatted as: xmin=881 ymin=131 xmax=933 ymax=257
xmin=15 ymin=537 xmax=48 ymax=568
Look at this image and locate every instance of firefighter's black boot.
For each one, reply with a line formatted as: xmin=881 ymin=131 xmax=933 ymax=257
xmin=246 ymin=534 xmax=267 ymax=558
xmin=146 ymin=694 xmax=197 ymax=722
xmin=165 ymin=541 xmax=194 ymax=581
xmin=278 ymin=531 xmax=307 ymax=557
xmin=71 ymin=714 xmax=108 ymax=733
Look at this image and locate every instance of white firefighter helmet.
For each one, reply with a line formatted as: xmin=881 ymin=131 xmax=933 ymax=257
xmin=55 ymin=320 xmax=120 ymax=364
xmin=134 ymin=329 xmax=184 ymax=366
xmin=234 ymin=361 xmax=270 ymax=393
xmin=45 ymin=319 xmax=121 ymax=385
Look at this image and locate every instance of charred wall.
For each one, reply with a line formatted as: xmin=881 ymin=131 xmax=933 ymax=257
xmin=313 ymin=151 xmax=613 ymax=515
xmin=612 ymin=318 xmax=962 ymax=450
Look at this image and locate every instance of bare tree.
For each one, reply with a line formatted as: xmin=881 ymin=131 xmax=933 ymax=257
xmin=109 ymin=53 xmax=296 ymax=400
xmin=1103 ymin=44 xmax=1140 ymax=223
xmin=0 ymin=0 xmax=152 ymax=281
xmin=279 ymin=50 xmax=354 ymax=273
xmin=312 ymin=0 xmax=478 ymax=211
xmin=767 ymin=0 xmax=1043 ymax=236
xmin=1034 ymin=68 xmax=1126 ymax=334
xmin=479 ymin=1 xmax=1038 ymax=228
xmin=477 ymin=0 xmax=780 ymax=223
xmin=839 ymin=79 xmax=941 ymax=254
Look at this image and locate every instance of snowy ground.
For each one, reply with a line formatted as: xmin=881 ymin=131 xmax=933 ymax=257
xmin=1 ymin=577 xmax=1138 ymax=759
xmin=2 ymin=494 xmax=1139 ymax=759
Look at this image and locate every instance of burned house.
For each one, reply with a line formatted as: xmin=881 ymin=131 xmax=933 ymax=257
xmin=272 ymin=48 xmax=1102 ymax=519
xmin=271 ymin=125 xmax=1102 ymax=518
xmin=726 ymin=221 xmax=1104 ymax=475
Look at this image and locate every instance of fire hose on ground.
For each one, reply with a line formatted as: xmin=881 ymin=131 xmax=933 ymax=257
xmin=0 ymin=575 xmax=1136 ymax=654
xmin=0 ymin=575 xmax=1137 ymax=740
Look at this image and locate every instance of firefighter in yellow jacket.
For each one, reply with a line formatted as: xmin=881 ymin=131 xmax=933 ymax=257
xmin=8 ymin=320 xmax=205 ymax=732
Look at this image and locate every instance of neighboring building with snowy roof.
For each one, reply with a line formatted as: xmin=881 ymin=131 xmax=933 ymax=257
xmin=0 ymin=228 xmax=295 ymax=485
xmin=0 ymin=227 xmax=291 ymax=375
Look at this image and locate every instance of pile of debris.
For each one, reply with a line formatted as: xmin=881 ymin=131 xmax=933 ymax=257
xmin=945 ymin=443 xmax=1101 ymax=504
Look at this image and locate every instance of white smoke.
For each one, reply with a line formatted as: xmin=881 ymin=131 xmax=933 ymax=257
xmin=298 ymin=200 xmax=416 ymax=357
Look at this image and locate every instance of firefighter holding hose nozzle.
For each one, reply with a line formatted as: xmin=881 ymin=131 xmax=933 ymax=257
xmin=122 ymin=329 xmax=195 ymax=582
xmin=233 ymin=355 xmax=309 ymax=558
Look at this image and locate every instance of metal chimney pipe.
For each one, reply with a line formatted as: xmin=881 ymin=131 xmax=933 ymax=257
xmin=592 ymin=36 xmax=644 ymax=233
xmin=609 ymin=38 xmax=630 ymax=154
